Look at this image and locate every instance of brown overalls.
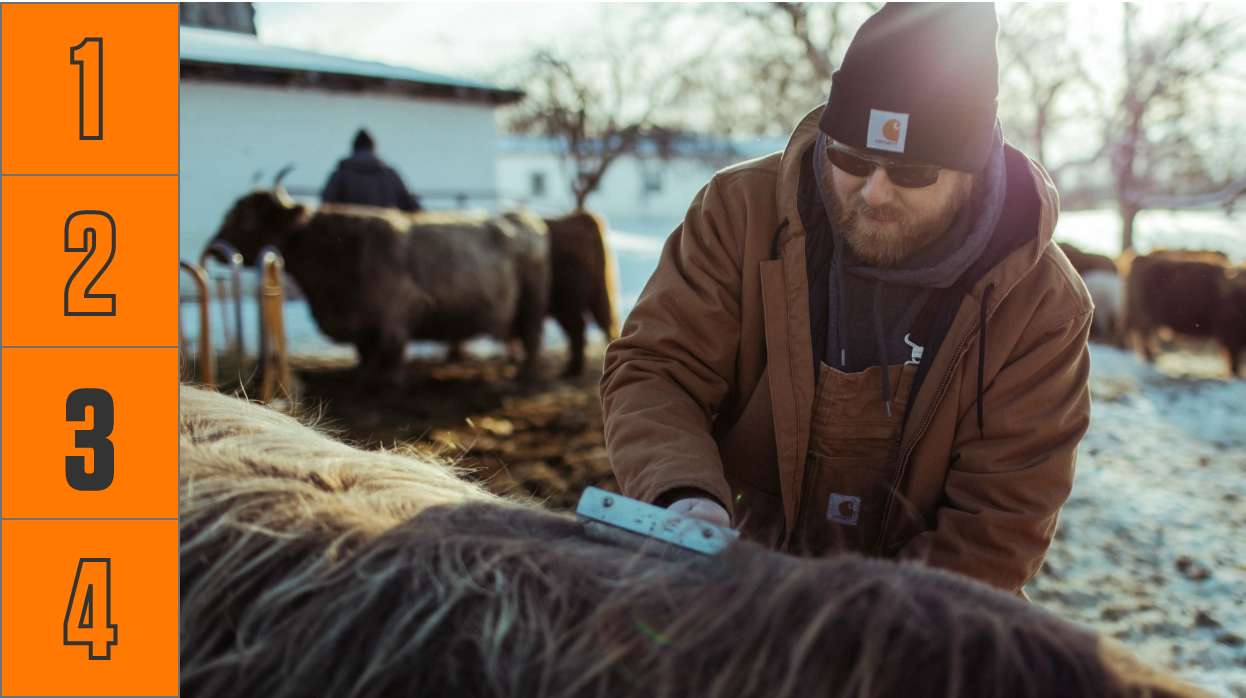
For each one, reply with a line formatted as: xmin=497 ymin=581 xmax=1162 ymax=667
xmin=792 ymin=361 xmax=918 ymax=556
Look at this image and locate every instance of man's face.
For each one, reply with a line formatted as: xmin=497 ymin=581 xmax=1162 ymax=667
xmin=823 ymin=141 xmax=974 ymax=268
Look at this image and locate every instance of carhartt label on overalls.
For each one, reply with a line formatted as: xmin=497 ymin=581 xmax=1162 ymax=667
xmin=827 ymin=493 xmax=861 ymax=526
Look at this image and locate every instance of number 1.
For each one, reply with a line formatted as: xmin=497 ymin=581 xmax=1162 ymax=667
xmin=70 ymin=37 xmax=104 ymax=140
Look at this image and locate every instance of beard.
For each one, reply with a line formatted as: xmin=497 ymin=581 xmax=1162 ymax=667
xmin=827 ymin=175 xmax=974 ymax=268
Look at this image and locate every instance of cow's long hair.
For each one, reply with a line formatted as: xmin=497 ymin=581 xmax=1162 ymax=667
xmin=180 ymin=386 xmax=1200 ymax=698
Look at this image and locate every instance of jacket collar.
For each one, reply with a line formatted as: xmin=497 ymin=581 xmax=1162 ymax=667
xmin=775 ymin=107 xmax=824 ymax=252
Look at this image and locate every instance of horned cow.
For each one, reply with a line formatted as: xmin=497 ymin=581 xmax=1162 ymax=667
xmin=179 ymin=385 xmax=1201 ymax=698
xmin=209 ymin=189 xmax=550 ymax=383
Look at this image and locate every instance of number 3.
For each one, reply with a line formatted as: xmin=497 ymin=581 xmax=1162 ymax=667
xmin=66 ymin=388 xmax=115 ymax=491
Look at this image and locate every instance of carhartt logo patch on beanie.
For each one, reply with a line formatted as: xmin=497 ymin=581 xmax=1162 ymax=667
xmin=867 ymin=110 xmax=909 ymax=153
xmin=820 ymin=2 xmax=1000 ymax=172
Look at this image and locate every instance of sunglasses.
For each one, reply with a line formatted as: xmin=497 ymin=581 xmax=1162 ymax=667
xmin=825 ymin=142 xmax=942 ymax=188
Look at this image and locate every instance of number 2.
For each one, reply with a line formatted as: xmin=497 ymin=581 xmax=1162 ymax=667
xmin=63 ymin=558 xmax=118 ymax=660
xmin=66 ymin=388 xmax=115 ymax=491
xmin=70 ymin=37 xmax=104 ymax=140
xmin=64 ymin=210 xmax=117 ymax=317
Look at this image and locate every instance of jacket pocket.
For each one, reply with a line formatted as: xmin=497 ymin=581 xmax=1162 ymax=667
xmin=796 ymin=453 xmax=894 ymax=556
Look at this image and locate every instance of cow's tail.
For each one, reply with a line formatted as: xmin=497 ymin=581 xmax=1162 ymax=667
xmin=585 ymin=211 xmax=620 ymax=340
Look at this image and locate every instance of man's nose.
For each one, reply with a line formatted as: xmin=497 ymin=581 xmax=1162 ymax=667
xmin=859 ymin=168 xmax=895 ymax=208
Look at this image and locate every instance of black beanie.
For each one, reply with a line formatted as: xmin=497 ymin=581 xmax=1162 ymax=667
xmin=819 ymin=2 xmax=999 ymax=172
xmin=352 ymin=128 xmax=375 ymax=152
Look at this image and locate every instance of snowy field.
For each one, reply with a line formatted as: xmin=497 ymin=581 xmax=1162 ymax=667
xmin=1028 ymin=345 xmax=1246 ymax=697
xmin=182 ymin=206 xmax=1245 ymax=693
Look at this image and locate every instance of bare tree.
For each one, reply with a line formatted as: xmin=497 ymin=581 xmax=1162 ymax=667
xmin=1103 ymin=4 xmax=1246 ymax=251
xmin=996 ymin=4 xmax=1104 ymax=198
xmin=694 ymin=3 xmax=877 ymax=135
xmin=507 ymin=51 xmax=635 ymax=210
xmin=504 ymin=13 xmax=703 ymax=211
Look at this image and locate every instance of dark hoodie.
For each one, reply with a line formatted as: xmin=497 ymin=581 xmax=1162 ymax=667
xmin=804 ymin=123 xmax=1007 ymax=414
xmin=322 ymin=149 xmax=422 ymax=212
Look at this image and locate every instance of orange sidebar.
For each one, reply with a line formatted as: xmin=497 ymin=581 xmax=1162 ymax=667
xmin=0 ymin=4 xmax=180 ymax=697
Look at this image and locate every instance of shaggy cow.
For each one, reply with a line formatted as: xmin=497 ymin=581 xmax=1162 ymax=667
xmin=210 ymin=189 xmax=550 ymax=383
xmin=1083 ymin=270 xmax=1125 ymax=347
xmin=545 ymin=211 xmax=620 ymax=376
xmin=1056 ymin=242 xmax=1123 ymax=346
xmin=180 ymin=386 xmax=1201 ymax=698
xmin=1124 ymin=250 xmax=1245 ymax=376
xmin=1058 ymin=241 xmax=1118 ymax=277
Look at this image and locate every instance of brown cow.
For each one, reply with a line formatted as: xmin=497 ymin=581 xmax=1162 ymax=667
xmin=545 ymin=211 xmax=620 ymax=376
xmin=1058 ymin=241 xmax=1119 ymax=276
xmin=444 ymin=210 xmax=618 ymax=376
xmin=180 ymin=385 xmax=1203 ymax=698
xmin=1124 ymin=250 xmax=1245 ymax=376
xmin=209 ymin=189 xmax=550 ymax=384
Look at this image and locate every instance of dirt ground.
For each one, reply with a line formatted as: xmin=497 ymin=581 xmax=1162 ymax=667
xmin=291 ymin=346 xmax=619 ymax=510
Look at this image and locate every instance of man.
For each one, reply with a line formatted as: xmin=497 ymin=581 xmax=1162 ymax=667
xmin=600 ymin=2 xmax=1092 ymax=594
xmin=322 ymin=128 xmax=423 ymax=212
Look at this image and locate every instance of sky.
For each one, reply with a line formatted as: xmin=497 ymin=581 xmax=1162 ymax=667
xmin=251 ymin=1 xmax=1246 ymax=175
xmin=254 ymin=2 xmax=1121 ymax=85
xmin=254 ymin=3 xmax=625 ymax=84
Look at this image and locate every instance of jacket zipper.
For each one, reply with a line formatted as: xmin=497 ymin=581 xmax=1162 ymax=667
xmin=878 ymin=320 xmax=980 ymax=548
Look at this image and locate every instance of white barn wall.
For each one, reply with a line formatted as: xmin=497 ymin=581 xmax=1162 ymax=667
xmin=495 ymin=152 xmax=578 ymax=214
xmin=497 ymin=144 xmax=783 ymax=227
xmin=180 ymin=79 xmax=500 ymax=257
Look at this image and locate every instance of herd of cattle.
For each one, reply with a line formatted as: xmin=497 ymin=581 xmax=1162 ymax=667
xmin=1059 ymin=242 xmax=1246 ymax=377
xmin=206 ymin=183 xmax=1243 ymax=382
xmin=209 ymin=185 xmax=619 ymax=383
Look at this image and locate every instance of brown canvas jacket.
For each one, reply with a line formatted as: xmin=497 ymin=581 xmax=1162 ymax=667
xmin=601 ymin=107 xmax=1092 ymax=593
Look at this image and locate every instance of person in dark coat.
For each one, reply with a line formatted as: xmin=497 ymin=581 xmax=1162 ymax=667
xmin=321 ymin=129 xmax=422 ymax=212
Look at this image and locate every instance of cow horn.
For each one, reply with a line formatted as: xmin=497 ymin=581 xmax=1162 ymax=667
xmin=273 ymin=164 xmax=295 ymax=188
xmin=252 ymin=169 xmax=264 ymax=186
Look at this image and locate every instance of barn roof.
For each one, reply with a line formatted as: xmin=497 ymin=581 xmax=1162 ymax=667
xmin=180 ymin=27 xmax=524 ymax=105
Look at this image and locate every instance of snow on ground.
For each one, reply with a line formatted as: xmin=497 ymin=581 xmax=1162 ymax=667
xmin=1027 ymin=344 xmax=1246 ymax=697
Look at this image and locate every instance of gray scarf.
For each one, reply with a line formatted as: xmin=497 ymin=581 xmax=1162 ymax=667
xmin=811 ymin=122 xmax=1007 ymax=414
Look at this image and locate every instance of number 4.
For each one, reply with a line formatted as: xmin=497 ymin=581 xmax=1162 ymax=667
xmin=63 ymin=558 xmax=118 ymax=660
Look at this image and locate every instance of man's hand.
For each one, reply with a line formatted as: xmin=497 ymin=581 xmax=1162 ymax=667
xmin=668 ymin=497 xmax=731 ymax=528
